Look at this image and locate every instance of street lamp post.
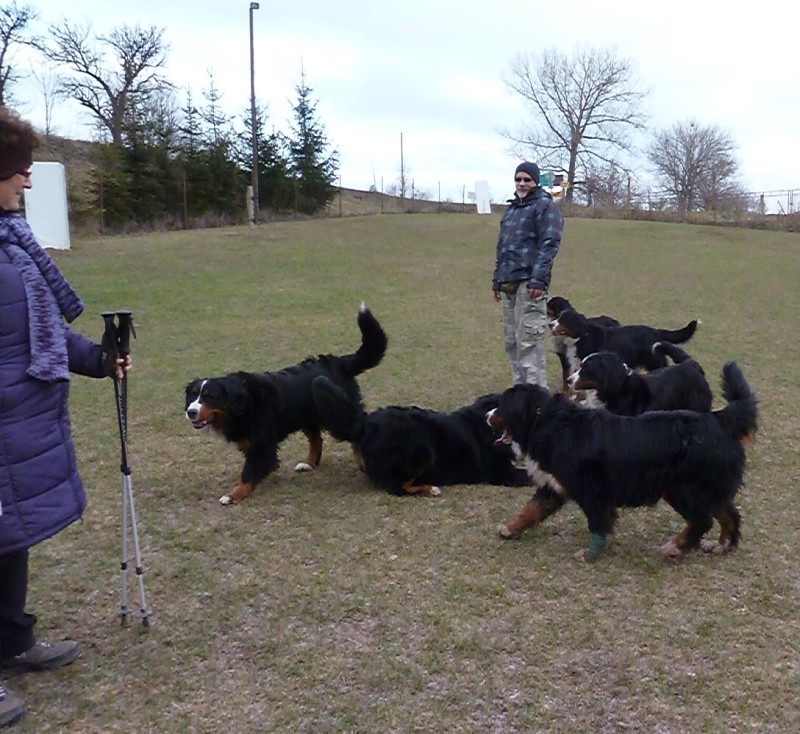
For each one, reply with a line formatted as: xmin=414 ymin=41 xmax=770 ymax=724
xmin=249 ymin=2 xmax=260 ymax=225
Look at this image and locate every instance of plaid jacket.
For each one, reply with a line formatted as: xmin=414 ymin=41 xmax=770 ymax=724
xmin=492 ymin=188 xmax=563 ymax=292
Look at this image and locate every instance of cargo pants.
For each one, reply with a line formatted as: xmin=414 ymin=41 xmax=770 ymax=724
xmin=501 ymin=284 xmax=548 ymax=387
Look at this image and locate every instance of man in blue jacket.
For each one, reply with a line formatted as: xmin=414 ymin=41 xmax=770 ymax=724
xmin=492 ymin=162 xmax=563 ymax=387
xmin=0 ymin=107 xmax=130 ymax=728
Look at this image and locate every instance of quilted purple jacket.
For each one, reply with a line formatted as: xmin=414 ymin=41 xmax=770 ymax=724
xmin=0 ymin=247 xmax=106 ymax=555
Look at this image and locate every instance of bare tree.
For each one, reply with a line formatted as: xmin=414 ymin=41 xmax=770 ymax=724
xmin=503 ymin=45 xmax=648 ymax=202
xmin=27 ymin=61 xmax=60 ymax=138
xmin=582 ymin=161 xmax=637 ymax=209
xmin=37 ymin=20 xmax=170 ymax=144
xmin=647 ymin=120 xmax=741 ymax=213
xmin=0 ymin=1 xmax=37 ymax=107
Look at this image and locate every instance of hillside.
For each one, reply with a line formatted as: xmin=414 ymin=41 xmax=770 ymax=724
xmin=327 ymin=187 xmax=477 ymax=217
xmin=33 ymin=136 xmax=796 ymax=231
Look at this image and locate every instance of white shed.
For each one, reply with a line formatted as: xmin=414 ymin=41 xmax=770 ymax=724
xmin=25 ymin=161 xmax=71 ymax=250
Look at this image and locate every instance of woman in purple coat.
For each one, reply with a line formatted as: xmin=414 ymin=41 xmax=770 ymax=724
xmin=0 ymin=108 xmax=130 ymax=728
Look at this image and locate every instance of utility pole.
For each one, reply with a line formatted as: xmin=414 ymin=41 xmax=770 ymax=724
xmin=249 ymin=2 xmax=260 ymax=225
xmin=400 ymin=132 xmax=405 ymax=207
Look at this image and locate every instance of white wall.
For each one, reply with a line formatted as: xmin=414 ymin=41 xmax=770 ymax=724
xmin=25 ymin=162 xmax=71 ymax=250
xmin=474 ymin=180 xmax=491 ymax=214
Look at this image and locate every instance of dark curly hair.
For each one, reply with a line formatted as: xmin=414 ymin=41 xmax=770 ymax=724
xmin=0 ymin=107 xmax=40 ymax=181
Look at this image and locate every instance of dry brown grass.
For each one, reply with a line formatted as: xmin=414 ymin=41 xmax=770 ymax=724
xmin=5 ymin=214 xmax=798 ymax=732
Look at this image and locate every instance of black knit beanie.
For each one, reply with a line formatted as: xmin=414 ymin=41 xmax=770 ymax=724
xmin=514 ymin=162 xmax=540 ymax=184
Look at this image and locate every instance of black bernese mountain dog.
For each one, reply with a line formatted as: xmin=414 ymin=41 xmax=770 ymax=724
xmin=568 ymin=341 xmax=713 ymax=415
xmin=487 ymin=361 xmax=757 ymax=562
xmin=546 ymin=295 xmax=619 ymax=329
xmin=546 ymin=296 xmax=620 ymax=394
xmin=552 ymin=307 xmax=698 ymax=374
xmin=184 ymin=303 xmax=387 ymax=505
xmin=311 ymin=376 xmax=530 ymax=497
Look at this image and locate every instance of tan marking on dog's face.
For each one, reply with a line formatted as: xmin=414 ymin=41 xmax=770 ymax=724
xmin=185 ymin=382 xmax=227 ymax=432
xmin=569 ymin=372 xmax=600 ymax=392
xmin=552 ymin=320 xmax=571 ymax=337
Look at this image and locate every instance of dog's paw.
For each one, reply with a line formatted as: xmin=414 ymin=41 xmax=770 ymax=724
xmin=498 ymin=524 xmax=518 ymax=540
xmin=659 ymin=539 xmax=686 ymax=557
xmin=428 ymin=486 xmax=442 ymax=497
xmin=700 ymin=539 xmax=732 ymax=555
xmin=574 ymin=548 xmax=596 ymax=563
xmin=219 ymin=494 xmax=236 ymax=506
xmin=294 ymin=462 xmax=314 ymax=472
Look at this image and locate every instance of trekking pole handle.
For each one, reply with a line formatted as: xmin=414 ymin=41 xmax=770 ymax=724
xmin=115 ymin=310 xmax=136 ymax=357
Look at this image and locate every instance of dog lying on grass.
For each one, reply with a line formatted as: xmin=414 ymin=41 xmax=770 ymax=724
xmin=312 ymin=376 xmax=531 ymax=497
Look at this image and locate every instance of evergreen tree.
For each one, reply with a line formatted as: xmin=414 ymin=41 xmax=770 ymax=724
xmin=122 ymin=88 xmax=183 ymax=223
xmin=89 ymin=87 xmax=184 ymax=229
xmin=286 ymin=69 xmax=339 ymax=214
xmin=177 ymin=91 xmax=210 ymax=219
xmin=198 ymin=72 xmax=246 ymax=220
xmin=237 ymin=103 xmax=295 ymax=218
xmin=89 ymin=143 xmax=129 ymax=230
xmin=260 ymin=127 xmax=293 ymax=215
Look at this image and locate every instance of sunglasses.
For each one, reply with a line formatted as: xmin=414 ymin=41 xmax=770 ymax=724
xmin=514 ymin=176 xmax=533 ymax=183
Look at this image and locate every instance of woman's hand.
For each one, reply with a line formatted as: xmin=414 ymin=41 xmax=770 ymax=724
xmin=113 ymin=355 xmax=132 ymax=381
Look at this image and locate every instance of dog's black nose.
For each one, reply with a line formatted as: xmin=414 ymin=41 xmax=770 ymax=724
xmin=186 ymin=408 xmax=198 ymax=421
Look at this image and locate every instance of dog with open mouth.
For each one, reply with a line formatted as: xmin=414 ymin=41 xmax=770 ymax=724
xmin=184 ymin=302 xmax=387 ymax=505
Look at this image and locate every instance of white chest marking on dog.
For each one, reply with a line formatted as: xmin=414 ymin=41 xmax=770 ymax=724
xmin=564 ymin=341 xmax=579 ymax=373
xmin=511 ymin=439 xmax=568 ymax=497
xmin=582 ymin=391 xmax=602 ymax=408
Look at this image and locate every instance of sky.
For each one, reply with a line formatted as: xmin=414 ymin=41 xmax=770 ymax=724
xmin=10 ymin=0 xmax=800 ymax=209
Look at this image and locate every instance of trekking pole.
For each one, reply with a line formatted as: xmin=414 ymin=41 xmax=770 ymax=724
xmin=102 ymin=310 xmax=151 ymax=628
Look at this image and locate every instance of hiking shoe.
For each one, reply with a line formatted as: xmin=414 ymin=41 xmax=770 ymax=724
xmin=0 ymin=683 xmax=25 ymax=727
xmin=0 ymin=641 xmax=80 ymax=672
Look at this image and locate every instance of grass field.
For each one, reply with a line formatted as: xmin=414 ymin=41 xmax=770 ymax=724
xmin=7 ymin=213 xmax=799 ymax=732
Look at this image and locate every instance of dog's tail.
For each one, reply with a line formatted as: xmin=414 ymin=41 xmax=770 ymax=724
xmin=652 ymin=341 xmax=693 ymax=364
xmin=716 ymin=361 xmax=758 ymax=443
xmin=312 ymin=375 xmax=369 ymax=443
xmin=341 ymin=302 xmax=388 ymax=376
xmin=655 ymin=319 xmax=698 ymax=345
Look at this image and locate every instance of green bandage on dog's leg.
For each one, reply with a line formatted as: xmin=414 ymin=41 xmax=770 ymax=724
xmin=585 ymin=533 xmax=607 ymax=561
